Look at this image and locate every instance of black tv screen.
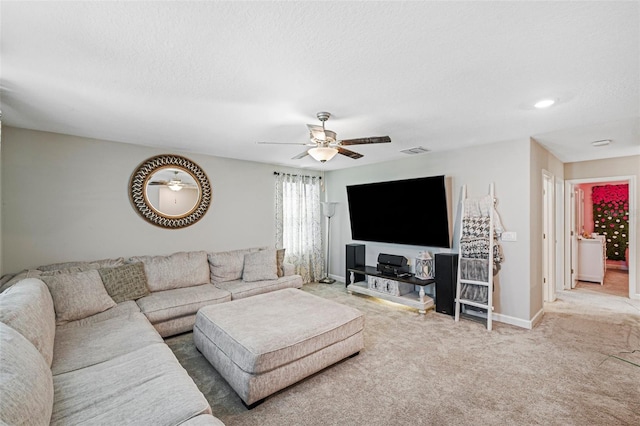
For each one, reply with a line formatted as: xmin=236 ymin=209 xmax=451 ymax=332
xmin=346 ymin=175 xmax=450 ymax=248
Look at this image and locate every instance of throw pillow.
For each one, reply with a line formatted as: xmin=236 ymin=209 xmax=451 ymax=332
xmin=98 ymin=262 xmax=150 ymax=303
xmin=242 ymin=248 xmax=278 ymax=282
xmin=276 ymin=248 xmax=286 ymax=277
xmin=41 ymin=269 xmax=116 ymax=325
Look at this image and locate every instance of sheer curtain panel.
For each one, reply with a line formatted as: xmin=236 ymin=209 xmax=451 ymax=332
xmin=275 ymin=173 xmax=323 ymax=283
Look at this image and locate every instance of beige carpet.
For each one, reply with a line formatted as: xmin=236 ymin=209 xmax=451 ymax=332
xmin=166 ymin=282 xmax=640 ymax=425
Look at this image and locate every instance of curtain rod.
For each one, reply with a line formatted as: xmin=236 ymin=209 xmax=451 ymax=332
xmin=273 ymin=172 xmax=322 ymax=179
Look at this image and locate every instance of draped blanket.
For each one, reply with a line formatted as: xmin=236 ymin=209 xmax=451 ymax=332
xmin=459 ymin=195 xmax=504 ymax=304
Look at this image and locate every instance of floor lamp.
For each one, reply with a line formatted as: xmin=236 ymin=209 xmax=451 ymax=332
xmin=319 ymin=202 xmax=337 ymax=284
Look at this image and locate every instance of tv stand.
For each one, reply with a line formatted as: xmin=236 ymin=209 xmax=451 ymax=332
xmin=346 ymin=266 xmax=435 ymax=314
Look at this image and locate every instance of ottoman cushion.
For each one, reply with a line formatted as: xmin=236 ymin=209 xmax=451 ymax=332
xmin=195 ymin=289 xmax=364 ymax=375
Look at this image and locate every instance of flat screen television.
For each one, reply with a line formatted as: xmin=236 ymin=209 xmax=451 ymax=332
xmin=346 ymin=175 xmax=450 ymax=248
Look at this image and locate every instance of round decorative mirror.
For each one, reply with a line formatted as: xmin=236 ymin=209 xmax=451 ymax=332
xmin=129 ymin=154 xmax=212 ymax=228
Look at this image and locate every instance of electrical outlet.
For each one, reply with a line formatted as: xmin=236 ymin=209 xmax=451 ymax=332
xmin=501 ymin=231 xmax=517 ymax=242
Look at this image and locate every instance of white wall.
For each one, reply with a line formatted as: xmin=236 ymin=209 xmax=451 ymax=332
xmin=529 ymin=139 xmax=565 ymax=319
xmin=326 ymin=138 xmax=535 ymax=325
xmin=1 ymin=127 xmax=311 ymax=272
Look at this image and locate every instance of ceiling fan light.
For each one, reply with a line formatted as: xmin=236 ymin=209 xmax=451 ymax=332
xmin=168 ymin=183 xmax=183 ymax=191
xmin=308 ymin=147 xmax=338 ymax=162
xmin=534 ymin=99 xmax=555 ymax=109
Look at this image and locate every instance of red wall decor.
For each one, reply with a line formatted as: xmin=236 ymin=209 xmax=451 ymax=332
xmin=592 ymin=184 xmax=629 ymax=261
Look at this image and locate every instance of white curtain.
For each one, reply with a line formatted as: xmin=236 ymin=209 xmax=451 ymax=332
xmin=275 ymin=173 xmax=323 ymax=283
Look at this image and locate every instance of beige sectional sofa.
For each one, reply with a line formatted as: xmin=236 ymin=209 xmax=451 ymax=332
xmin=0 ymin=247 xmax=303 ymax=425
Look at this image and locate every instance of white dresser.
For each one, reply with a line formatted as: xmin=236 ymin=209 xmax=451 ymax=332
xmin=577 ymin=236 xmax=606 ymax=285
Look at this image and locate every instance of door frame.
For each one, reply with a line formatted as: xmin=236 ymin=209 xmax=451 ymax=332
xmin=542 ymin=170 xmax=556 ymax=302
xmin=565 ymin=175 xmax=637 ymax=299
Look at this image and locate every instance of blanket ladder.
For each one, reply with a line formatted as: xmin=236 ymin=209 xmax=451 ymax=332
xmin=454 ymin=183 xmax=495 ymax=331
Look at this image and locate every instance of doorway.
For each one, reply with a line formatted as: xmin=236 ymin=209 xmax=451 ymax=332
xmin=565 ymin=176 xmax=637 ymax=300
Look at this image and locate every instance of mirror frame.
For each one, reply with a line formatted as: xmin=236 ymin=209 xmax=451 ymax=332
xmin=129 ymin=154 xmax=212 ymax=229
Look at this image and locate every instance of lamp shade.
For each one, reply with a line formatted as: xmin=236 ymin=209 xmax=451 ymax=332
xmin=321 ymin=201 xmax=337 ymax=218
xmin=308 ymin=147 xmax=338 ymax=162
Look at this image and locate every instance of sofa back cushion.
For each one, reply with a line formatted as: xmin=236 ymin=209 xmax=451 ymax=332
xmin=129 ymin=251 xmax=210 ymax=292
xmin=41 ymin=270 xmax=116 ymax=325
xmin=0 ymin=278 xmax=56 ymax=367
xmin=207 ymin=247 xmax=263 ymax=284
xmin=0 ymin=269 xmax=42 ymax=293
xmin=0 ymin=322 xmax=54 ymax=426
xmin=37 ymin=257 xmax=125 ymax=272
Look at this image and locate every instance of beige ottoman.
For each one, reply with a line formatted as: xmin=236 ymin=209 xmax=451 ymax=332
xmin=193 ymin=288 xmax=364 ymax=407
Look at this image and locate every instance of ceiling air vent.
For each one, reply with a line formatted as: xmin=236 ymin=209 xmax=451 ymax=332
xmin=401 ymin=146 xmax=430 ymax=155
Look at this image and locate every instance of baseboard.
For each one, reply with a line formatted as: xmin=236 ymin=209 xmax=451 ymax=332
xmin=491 ymin=309 xmax=542 ymax=330
xmin=447 ymin=306 xmax=539 ymax=330
xmin=329 ymin=273 xmax=343 ymax=283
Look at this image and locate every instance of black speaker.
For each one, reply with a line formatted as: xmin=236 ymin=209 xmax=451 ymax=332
xmin=435 ymin=253 xmax=458 ymax=316
xmin=345 ymin=244 xmax=366 ymax=286
xmin=377 ymin=253 xmax=408 ymax=267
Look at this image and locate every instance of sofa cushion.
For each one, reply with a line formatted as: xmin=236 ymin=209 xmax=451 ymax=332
xmin=180 ymin=414 xmax=226 ymax=426
xmin=130 ymin=251 xmax=210 ymax=292
xmin=41 ymin=270 xmax=116 ymax=325
xmin=0 ymin=269 xmax=42 ymax=293
xmin=216 ymin=275 xmax=303 ymax=300
xmin=56 ymin=301 xmax=141 ymax=330
xmin=242 ymin=248 xmax=278 ymax=282
xmin=0 ymin=278 xmax=56 ymax=367
xmin=152 ymin=314 xmax=200 ymax=338
xmin=136 ymin=284 xmax=231 ymax=324
xmin=98 ymin=262 xmax=150 ymax=303
xmin=0 ymin=323 xmax=54 ymax=426
xmin=51 ymin=343 xmax=212 ymax=425
xmin=37 ymin=257 xmax=125 ymax=272
xmin=207 ymin=247 xmax=263 ymax=284
xmin=52 ymin=312 xmax=163 ymax=376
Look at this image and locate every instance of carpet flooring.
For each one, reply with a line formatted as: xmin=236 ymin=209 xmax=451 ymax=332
xmin=165 ymin=282 xmax=640 ymax=426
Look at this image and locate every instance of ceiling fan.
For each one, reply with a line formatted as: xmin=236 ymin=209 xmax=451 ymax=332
xmin=148 ymin=171 xmax=196 ymax=192
xmin=258 ymin=112 xmax=391 ymax=162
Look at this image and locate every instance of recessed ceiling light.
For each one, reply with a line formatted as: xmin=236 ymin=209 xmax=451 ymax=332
xmin=534 ymin=99 xmax=555 ymax=109
xmin=591 ymin=139 xmax=611 ymax=147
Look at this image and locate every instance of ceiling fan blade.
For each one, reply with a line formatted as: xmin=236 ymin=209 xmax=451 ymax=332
xmin=339 ymin=136 xmax=391 ymax=146
xmin=337 ymin=147 xmax=363 ymax=159
xmin=148 ymin=181 xmax=168 ymax=185
xmin=292 ymin=150 xmax=310 ymax=160
xmin=307 ymin=124 xmax=326 ymax=141
xmin=257 ymin=141 xmax=314 ymax=146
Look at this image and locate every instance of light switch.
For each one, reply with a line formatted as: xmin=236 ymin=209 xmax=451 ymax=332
xmin=501 ymin=231 xmax=517 ymax=242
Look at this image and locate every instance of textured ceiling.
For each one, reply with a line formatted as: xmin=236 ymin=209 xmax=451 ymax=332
xmin=1 ymin=1 xmax=638 ymax=171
